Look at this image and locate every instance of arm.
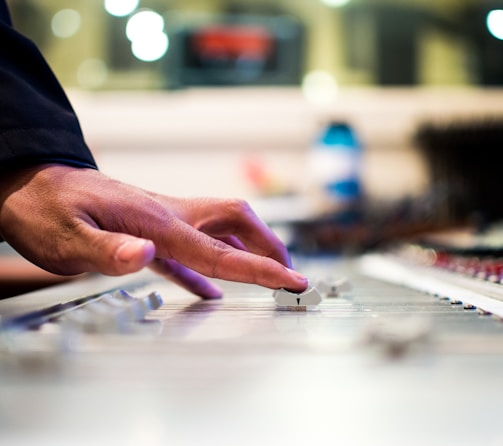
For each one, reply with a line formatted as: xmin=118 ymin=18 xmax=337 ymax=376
xmin=0 ymin=3 xmax=96 ymax=173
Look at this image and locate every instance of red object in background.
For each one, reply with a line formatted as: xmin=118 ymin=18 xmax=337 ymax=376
xmin=243 ymin=156 xmax=270 ymax=190
xmin=191 ymin=25 xmax=274 ymax=60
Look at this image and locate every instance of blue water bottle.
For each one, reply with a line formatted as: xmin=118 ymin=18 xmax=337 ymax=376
xmin=308 ymin=121 xmax=362 ymax=213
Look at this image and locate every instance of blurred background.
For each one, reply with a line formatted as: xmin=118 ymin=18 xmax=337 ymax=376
xmin=8 ymin=0 xmax=503 ymax=89
xmin=5 ymin=0 xmax=503 ymax=251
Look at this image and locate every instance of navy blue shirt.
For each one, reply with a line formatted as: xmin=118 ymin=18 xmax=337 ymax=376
xmin=0 ymin=0 xmax=97 ymax=173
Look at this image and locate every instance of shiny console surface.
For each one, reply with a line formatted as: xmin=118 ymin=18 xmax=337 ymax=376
xmin=2 ymin=255 xmax=503 ymax=446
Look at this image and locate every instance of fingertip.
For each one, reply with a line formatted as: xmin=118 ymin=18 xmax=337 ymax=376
xmin=283 ymin=267 xmax=309 ymax=292
xmin=143 ymin=239 xmax=156 ymax=262
xmin=115 ymin=238 xmax=156 ymax=271
xmin=200 ymin=283 xmax=224 ymax=300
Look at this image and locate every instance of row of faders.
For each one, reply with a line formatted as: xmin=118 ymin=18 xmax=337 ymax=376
xmin=395 ymin=243 xmax=503 ymax=284
xmin=60 ymin=290 xmax=163 ymax=334
xmin=0 ymin=289 xmax=163 ymax=373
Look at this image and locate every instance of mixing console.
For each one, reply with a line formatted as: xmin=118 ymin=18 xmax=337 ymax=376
xmin=1 ymin=256 xmax=503 ymax=446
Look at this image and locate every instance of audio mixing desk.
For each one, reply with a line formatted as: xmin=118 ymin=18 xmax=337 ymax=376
xmin=1 ymin=253 xmax=503 ymax=446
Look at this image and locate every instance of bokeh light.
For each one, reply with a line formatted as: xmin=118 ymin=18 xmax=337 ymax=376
xmin=51 ymin=9 xmax=81 ymax=39
xmin=104 ymin=0 xmax=140 ymax=17
xmin=320 ymin=0 xmax=351 ymax=7
xmin=125 ymin=10 xmax=164 ymax=42
xmin=126 ymin=10 xmax=169 ymax=62
xmin=131 ymin=32 xmax=169 ymax=62
xmin=487 ymin=9 xmax=503 ymax=40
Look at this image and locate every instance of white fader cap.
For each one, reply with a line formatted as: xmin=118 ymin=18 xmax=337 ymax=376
xmin=316 ymin=277 xmax=352 ymax=297
xmin=273 ymin=285 xmax=322 ymax=309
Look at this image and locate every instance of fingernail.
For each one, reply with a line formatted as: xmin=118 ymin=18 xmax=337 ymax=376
xmin=115 ymin=239 xmax=153 ymax=263
xmin=285 ymin=267 xmax=308 ymax=283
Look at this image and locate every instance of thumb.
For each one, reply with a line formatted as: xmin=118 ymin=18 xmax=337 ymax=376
xmin=78 ymin=229 xmax=156 ymax=276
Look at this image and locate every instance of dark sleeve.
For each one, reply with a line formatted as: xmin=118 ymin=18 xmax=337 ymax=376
xmin=0 ymin=1 xmax=97 ymax=174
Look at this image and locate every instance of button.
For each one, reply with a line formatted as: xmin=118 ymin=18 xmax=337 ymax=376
xmin=273 ymin=285 xmax=322 ymax=309
xmin=112 ymin=290 xmax=148 ymax=319
xmin=144 ymin=291 xmax=163 ymax=311
xmin=316 ymin=277 xmax=352 ymax=297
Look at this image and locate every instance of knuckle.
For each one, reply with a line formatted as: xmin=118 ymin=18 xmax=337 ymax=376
xmin=225 ymin=198 xmax=253 ymax=217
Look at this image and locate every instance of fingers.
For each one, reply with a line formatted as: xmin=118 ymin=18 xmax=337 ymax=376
xmin=205 ymin=246 xmax=308 ymax=292
xmin=0 ymin=164 xmax=304 ymax=294
xmin=214 ymin=235 xmax=248 ymax=251
xmin=209 ymin=248 xmax=308 ymax=292
xmin=80 ymin=217 xmax=305 ymax=294
xmin=153 ymin=223 xmax=308 ymax=292
xmin=172 ymin=198 xmax=293 ymax=268
xmin=149 ymin=258 xmax=223 ymax=299
xmin=133 ymin=197 xmax=306 ymax=291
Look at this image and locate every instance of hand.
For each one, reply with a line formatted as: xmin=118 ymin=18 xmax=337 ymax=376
xmin=0 ymin=164 xmax=308 ymax=298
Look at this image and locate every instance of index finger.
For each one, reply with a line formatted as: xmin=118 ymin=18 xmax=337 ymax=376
xmin=155 ymin=219 xmax=308 ymax=292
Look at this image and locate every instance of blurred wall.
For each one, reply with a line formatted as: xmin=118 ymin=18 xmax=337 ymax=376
xmin=69 ymin=87 xmax=503 ymax=204
xmin=6 ymin=0 xmax=503 ymax=219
